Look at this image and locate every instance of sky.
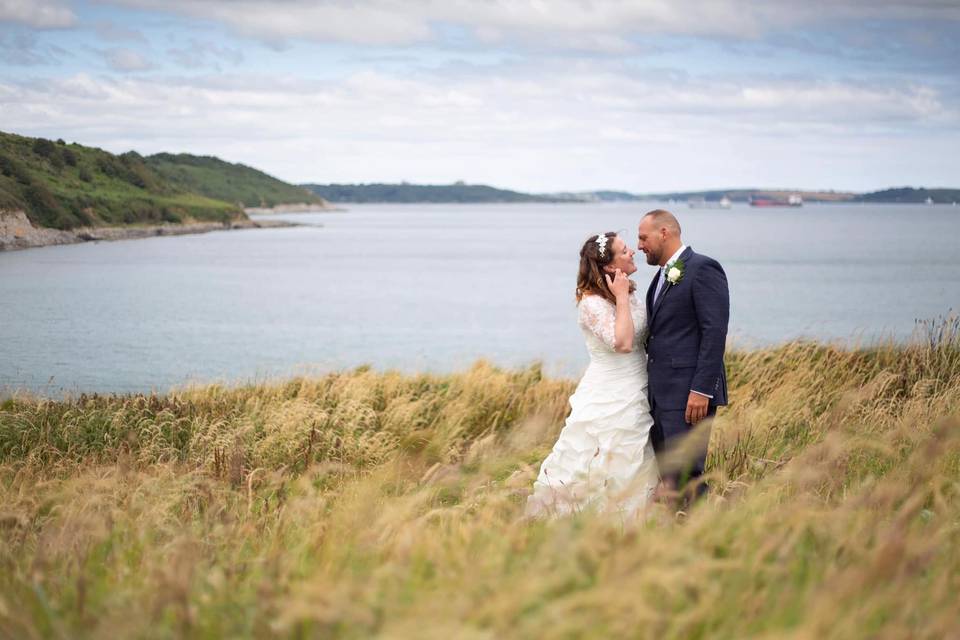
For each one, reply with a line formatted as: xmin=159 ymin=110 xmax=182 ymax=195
xmin=1 ymin=0 xmax=958 ymax=193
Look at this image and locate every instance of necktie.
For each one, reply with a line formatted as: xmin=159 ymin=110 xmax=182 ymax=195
xmin=654 ymin=267 xmax=666 ymax=303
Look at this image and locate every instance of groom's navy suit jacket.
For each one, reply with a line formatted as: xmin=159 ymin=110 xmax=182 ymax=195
xmin=645 ymin=247 xmax=729 ymax=411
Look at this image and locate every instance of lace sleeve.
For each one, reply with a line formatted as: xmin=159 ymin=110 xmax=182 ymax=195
xmin=578 ymin=295 xmax=616 ymax=350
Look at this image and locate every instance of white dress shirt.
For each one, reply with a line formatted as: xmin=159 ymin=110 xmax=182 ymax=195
xmin=654 ymin=244 xmax=687 ymax=302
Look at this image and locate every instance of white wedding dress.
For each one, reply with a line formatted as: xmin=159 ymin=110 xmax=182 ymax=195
xmin=526 ymin=292 xmax=659 ymax=518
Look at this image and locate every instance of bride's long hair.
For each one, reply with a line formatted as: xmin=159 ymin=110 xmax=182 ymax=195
xmin=576 ymin=232 xmax=636 ymax=304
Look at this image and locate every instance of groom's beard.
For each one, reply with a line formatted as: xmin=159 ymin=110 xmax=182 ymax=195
xmin=645 ymin=251 xmax=659 ymax=265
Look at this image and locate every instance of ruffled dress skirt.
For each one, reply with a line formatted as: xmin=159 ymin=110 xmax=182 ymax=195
xmin=525 ymin=353 xmax=658 ymax=519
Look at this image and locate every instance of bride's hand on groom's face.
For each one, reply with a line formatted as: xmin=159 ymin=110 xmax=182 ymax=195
xmin=605 ymin=269 xmax=631 ymax=299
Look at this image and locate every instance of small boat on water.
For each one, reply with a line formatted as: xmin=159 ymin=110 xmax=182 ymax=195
xmin=925 ymin=197 xmax=934 ymax=205
xmin=750 ymin=194 xmax=803 ymax=208
xmin=688 ymin=196 xmax=732 ymax=209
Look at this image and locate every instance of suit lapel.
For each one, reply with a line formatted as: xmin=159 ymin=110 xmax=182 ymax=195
xmin=650 ymin=246 xmax=693 ymax=324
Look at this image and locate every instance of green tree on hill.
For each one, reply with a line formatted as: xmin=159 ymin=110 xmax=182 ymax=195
xmin=31 ymin=138 xmax=56 ymax=158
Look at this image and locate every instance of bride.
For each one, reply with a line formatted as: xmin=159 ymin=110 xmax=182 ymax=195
xmin=526 ymin=231 xmax=659 ymax=518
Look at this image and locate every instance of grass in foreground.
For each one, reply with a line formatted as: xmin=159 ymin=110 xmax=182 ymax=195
xmin=1 ymin=326 xmax=958 ymax=639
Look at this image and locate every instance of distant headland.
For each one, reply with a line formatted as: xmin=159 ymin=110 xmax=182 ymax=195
xmin=303 ymin=183 xmax=960 ymax=205
xmin=300 ymin=181 xmax=569 ymax=204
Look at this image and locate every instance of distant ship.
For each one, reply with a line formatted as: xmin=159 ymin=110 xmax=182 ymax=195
xmin=688 ymin=196 xmax=732 ymax=209
xmin=925 ymin=197 xmax=934 ymax=205
xmin=750 ymin=194 xmax=803 ymax=207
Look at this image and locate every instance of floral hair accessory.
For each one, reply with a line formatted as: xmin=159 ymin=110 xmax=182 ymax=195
xmin=594 ymin=233 xmax=608 ymax=256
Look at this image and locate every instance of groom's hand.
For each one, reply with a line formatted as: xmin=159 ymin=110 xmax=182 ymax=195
xmin=685 ymin=392 xmax=710 ymax=425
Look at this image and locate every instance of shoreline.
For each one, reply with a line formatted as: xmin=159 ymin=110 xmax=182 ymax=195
xmin=243 ymin=202 xmax=342 ymax=214
xmin=0 ymin=209 xmax=308 ymax=252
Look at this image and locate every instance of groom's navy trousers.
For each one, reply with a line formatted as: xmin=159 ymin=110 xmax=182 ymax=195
xmin=645 ymin=247 xmax=729 ymax=492
xmin=649 ymin=400 xmax=716 ymax=482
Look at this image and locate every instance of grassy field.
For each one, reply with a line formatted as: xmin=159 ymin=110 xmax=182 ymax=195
xmin=1 ymin=322 xmax=958 ymax=638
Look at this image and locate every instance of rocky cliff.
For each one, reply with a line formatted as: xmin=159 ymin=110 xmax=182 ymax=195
xmin=0 ymin=209 xmax=76 ymax=250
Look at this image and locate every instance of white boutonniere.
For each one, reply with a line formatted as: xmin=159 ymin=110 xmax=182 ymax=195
xmin=665 ymin=258 xmax=685 ymax=286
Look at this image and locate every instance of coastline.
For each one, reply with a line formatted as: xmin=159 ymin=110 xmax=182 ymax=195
xmin=0 ymin=209 xmax=306 ymax=252
xmin=243 ymin=201 xmax=341 ymax=214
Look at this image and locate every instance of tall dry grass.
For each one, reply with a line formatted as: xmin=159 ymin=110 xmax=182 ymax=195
xmin=1 ymin=321 xmax=958 ymax=639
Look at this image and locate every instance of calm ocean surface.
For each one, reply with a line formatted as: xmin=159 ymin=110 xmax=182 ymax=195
xmin=2 ymin=202 xmax=958 ymax=395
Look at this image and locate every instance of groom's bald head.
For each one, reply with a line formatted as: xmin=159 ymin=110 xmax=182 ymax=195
xmin=642 ymin=209 xmax=681 ymax=236
xmin=638 ymin=209 xmax=683 ymax=266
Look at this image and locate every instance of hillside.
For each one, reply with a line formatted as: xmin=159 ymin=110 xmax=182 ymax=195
xmin=853 ymin=187 xmax=960 ymax=204
xmin=147 ymin=153 xmax=328 ymax=209
xmin=581 ymin=187 xmax=959 ymax=204
xmin=1 ymin=321 xmax=958 ymax=637
xmin=585 ymin=190 xmax=645 ymax=201
xmin=0 ymin=131 xmax=330 ymax=233
xmin=0 ymin=131 xmax=241 ymax=230
xmin=302 ymin=183 xmax=957 ymax=205
xmin=635 ymin=188 xmax=858 ymax=203
xmin=301 ymin=182 xmax=563 ymax=203
xmin=297 ymin=184 xmax=869 ymax=205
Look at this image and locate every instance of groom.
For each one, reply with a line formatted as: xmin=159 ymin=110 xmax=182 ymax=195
xmin=638 ymin=209 xmax=729 ymax=501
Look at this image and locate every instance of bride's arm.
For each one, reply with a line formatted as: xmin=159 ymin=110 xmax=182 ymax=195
xmin=606 ymin=269 xmax=634 ymax=353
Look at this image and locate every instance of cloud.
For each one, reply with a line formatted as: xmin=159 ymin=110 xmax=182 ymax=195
xmin=102 ymin=0 xmax=960 ymax=48
xmin=0 ymin=0 xmax=75 ymax=28
xmin=93 ymin=20 xmax=149 ymax=44
xmin=101 ymin=47 xmax=155 ymax=72
xmin=108 ymin=0 xmax=433 ymax=46
xmin=166 ymin=39 xmax=244 ymax=70
xmin=2 ymin=1 xmax=956 ymax=192
xmin=1 ymin=64 xmax=956 ymax=191
xmin=0 ymin=31 xmax=67 ymax=65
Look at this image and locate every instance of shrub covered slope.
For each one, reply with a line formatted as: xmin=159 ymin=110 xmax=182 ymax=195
xmin=0 ymin=131 xmax=322 ymax=230
xmin=147 ymin=153 xmax=325 ymax=209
